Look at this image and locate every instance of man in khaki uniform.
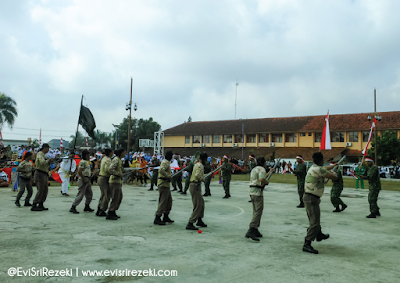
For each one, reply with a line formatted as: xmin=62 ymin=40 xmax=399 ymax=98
xmin=16 ymin=152 xmax=34 ymax=207
xmin=302 ymin=152 xmax=337 ymax=254
xmin=96 ymin=148 xmax=113 ymax=217
xmin=70 ymin=150 xmax=94 ymax=214
xmin=106 ymin=148 xmax=125 ymax=220
xmin=245 ymin=157 xmax=274 ymax=241
xmin=186 ymin=153 xmax=208 ymax=231
xmin=154 ymin=150 xmax=174 ymax=225
xmin=31 ymin=143 xmax=53 ymax=211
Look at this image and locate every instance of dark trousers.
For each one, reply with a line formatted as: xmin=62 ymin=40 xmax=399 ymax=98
xmin=297 ymin=181 xmax=305 ymax=204
xmin=223 ymin=177 xmax=231 ymax=195
xmin=33 ymin=171 xmax=48 ymax=204
xmin=189 ymin=183 xmax=204 ymax=223
xmin=72 ymin=179 xmax=93 ymax=207
xmin=249 ymin=195 xmax=264 ymax=228
xmin=16 ymin=178 xmax=33 ymax=202
xmin=204 ymin=177 xmax=211 ymax=195
xmin=156 ymin=186 xmax=172 ymax=216
xmin=331 ymin=188 xmax=345 ymax=208
xmin=304 ymin=193 xmax=321 ymax=241
xmin=109 ymin=182 xmax=123 ymax=212
xmin=368 ymin=188 xmax=380 ymax=214
xmin=98 ymin=176 xmax=111 ymax=211
xmin=150 ymin=171 xmax=158 ymax=189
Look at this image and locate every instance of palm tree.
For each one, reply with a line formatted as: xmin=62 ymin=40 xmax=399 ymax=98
xmin=0 ymin=93 xmax=17 ymax=129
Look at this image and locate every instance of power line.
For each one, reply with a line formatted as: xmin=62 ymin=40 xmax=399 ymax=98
xmin=11 ymin=127 xmax=75 ymax=133
xmin=2 ymin=132 xmax=73 ymax=138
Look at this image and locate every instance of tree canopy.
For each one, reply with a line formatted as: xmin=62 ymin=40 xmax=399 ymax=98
xmin=0 ymin=93 xmax=17 ymax=129
xmin=368 ymin=130 xmax=400 ymax=165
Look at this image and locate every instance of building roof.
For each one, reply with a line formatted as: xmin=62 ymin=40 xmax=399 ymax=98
xmin=164 ymin=111 xmax=400 ymax=136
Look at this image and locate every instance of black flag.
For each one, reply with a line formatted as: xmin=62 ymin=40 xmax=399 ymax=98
xmin=79 ymin=105 xmax=96 ymax=140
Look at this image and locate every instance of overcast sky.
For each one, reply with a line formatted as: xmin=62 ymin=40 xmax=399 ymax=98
xmin=1 ymin=0 xmax=400 ymax=142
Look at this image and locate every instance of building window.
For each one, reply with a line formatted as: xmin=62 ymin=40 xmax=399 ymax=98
xmin=246 ymin=134 xmax=256 ymax=143
xmin=300 ymin=133 xmax=306 ymax=137
xmin=212 ymin=135 xmax=221 ymax=143
xmin=363 ymin=131 xmax=370 ymax=142
xmin=331 ymin=132 xmax=344 ymax=142
xmin=349 ymin=132 xmax=358 ymax=142
xmin=202 ymin=135 xmax=210 ymax=144
xmin=185 ymin=136 xmax=191 ymax=144
xmin=271 ymin=134 xmax=282 ymax=143
xmin=308 ymin=133 xmax=312 ymax=136
xmin=259 ymin=134 xmax=269 ymax=143
xmin=193 ymin=135 xmax=201 ymax=143
xmin=285 ymin=133 xmax=297 ymax=143
xmin=223 ymin=135 xmax=232 ymax=143
xmin=234 ymin=134 xmax=242 ymax=143
xmin=315 ymin=133 xmax=322 ymax=142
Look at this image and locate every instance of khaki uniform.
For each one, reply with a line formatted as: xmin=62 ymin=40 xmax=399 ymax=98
xmin=304 ymin=164 xmax=328 ymax=241
xmin=188 ymin=162 xmax=205 ymax=223
xmin=156 ymin=159 xmax=172 ymax=216
xmin=98 ymin=156 xmax=112 ymax=211
xmin=108 ymin=157 xmax=123 ymax=212
xmin=249 ymin=166 xmax=267 ymax=228
xmin=33 ymin=151 xmax=50 ymax=204
xmin=72 ymin=160 xmax=93 ymax=207
xmin=16 ymin=160 xmax=33 ymax=203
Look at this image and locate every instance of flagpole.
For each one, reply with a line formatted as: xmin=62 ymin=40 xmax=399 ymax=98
xmin=127 ymin=78 xmax=133 ymax=153
xmin=70 ymin=95 xmax=83 ymax=172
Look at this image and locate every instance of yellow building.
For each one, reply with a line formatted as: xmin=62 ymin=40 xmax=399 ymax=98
xmin=163 ymin=111 xmax=400 ymax=161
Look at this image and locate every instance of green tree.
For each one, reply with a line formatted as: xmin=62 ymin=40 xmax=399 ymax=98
xmin=95 ymin=130 xmax=112 ymax=148
xmin=69 ymin=131 xmax=95 ymax=148
xmin=31 ymin=138 xmax=39 ymax=148
xmin=368 ymin=130 xmax=400 ymax=165
xmin=0 ymin=93 xmax=18 ymax=129
xmin=116 ymin=117 xmax=161 ymax=151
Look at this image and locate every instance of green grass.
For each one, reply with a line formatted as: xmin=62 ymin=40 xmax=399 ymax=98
xmin=226 ymin=173 xmax=400 ymax=192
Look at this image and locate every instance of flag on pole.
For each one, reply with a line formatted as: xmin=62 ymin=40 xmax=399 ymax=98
xmin=60 ymin=138 xmax=63 ymax=150
xmin=85 ymin=137 xmax=88 ymax=147
xmin=79 ymin=105 xmax=97 ymax=140
xmin=320 ymin=111 xmax=332 ymax=150
xmin=0 ymin=129 xmax=3 ymax=146
xmin=39 ymin=128 xmax=42 ymax=146
xmin=362 ymin=118 xmax=377 ymax=156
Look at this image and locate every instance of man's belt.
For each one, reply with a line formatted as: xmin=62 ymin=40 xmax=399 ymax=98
xmin=304 ymin=192 xmax=320 ymax=199
xmin=250 ymin=185 xmax=264 ymax=189
xmin=190 ymin=181 xmax=201 ymax=184
xmin=36 ymin=170 xmax=48 ymax=174
xmin=99 ymin=175 xmax=110 ymax=178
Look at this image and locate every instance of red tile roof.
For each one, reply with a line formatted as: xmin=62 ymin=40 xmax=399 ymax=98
xmin=164 ymin=111 xmax=400 ymax=136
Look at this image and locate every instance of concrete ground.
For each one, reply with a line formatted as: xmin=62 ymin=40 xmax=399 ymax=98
xmin=0 ymin=180 xmax=399 ymax=283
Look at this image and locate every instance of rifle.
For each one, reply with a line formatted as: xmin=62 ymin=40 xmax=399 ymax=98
xmin=266 ymin=158 xmax=281 ymax=181
xmin=171 ymin=167 xmax=185 ymax=178
xmin=325 ymin=155 xmax=346 ymax=183
xmin=204 ymin=164 xmax=223 ymax=179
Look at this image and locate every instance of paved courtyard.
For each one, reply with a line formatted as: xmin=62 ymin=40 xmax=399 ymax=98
xmin=0 ymin=180 xmax=399 ymax=283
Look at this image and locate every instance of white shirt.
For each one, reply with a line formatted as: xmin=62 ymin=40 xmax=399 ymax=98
xmin=58 ymin=159 xmax=77 ymax=175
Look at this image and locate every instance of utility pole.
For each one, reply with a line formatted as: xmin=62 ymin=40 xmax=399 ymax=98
xmin=235 ymin=80 xmax=239 ymax=119
xmin=374 ymin=88 xmax=377 ymax=163
xmin=127 ymin=78 xmax=133 ymax=153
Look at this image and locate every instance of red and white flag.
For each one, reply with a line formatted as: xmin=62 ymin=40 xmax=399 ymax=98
xmin=39 ymin=128 xmax=42 ymax=146
xmin=320 ymin=111 xmax=332 ymax=150
xmin=0 ymin=130 xmax=3 ymax=146
xmin=60 ymin=138 xmax=63 ymax=150
xmin=362 ymin=118 xmax=377 ymax=156
xmin=85 ymin=137 xmax=88 ymax=147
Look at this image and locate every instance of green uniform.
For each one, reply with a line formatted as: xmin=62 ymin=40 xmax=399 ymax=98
xmin=171 ymin=159 xmax=183 ymax=191
xmin=294 ymin=162 xmax=307 ymax=205
xmin=204 ymin=161 xmax=212 ymax=195
xmin=149 ymin=159 xmax=160 ymax=190
xmin=221 ymin=161 xmax=232 ymax=197
xmin=183 ymin=161 xmax=194 ymax=193
xmin=330 ymin=167 xmax=345 ymax=209
xmin=245 ymin=160 xmax=257 ymax=174
xmin=364 ymin=165 xmax=381 ymax=215
xmin=355 ymin=165 xmax=365 ymax=189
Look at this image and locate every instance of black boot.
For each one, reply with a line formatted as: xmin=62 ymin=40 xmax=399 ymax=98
xmin=180 ymin=191 xmax=187 ymax=195
xmin=154 ymin=215 xmax=166 ymax=225
xmin=297 ymin=202 xmax=305 ymax=208
xmin=15 ymin=199 xmax=21 ymax=207
xmin=70 ymin=205 xmax=79 ymax=214
xmin=302 ymin=240 xmax=318 ymax=254
xmin=254 ymin=228 xmax=263 ymax=237
xmin=186 ymin=222 xmax=198 ymax=230
xmin=366 ymin=213 xmax=376 ymax=218
xmin=177 ymin=189 xmax=183 ymax=193
xmin=31 ymin=203 xmax=42 ymax=211
xmin=245 ymin=227 xmax=260 ymax=241
xmin=171 ymin=187 xmax=177 ymax=191
xmin=376 ymin=210 xmax=381 ymax=216
xmin=96 ymin=209 xmax=107 ymax=217
xmin=106 ymin=211 xmax=118 ymax=220
xmin=24 ymin=200 xmax=32 ymax=207
xmin=223 ymin=194 xmax=229 ymax=199
xmin=316 ymin=232 xmax=330 ymax=242
xmin=148 ymin=187 xmax=154 ymax=191
xmin=196 ymin=218 xmax=207 ymax=227
xmin=84 ymin=204 xmax=94 ymax=212
xmin=38 ymin=202 xmax=48 ymax=211
xmin=333 ymin=207 xmax=341 ymax=212
xmin=163 ymin=214 xmax=174 ymax=223
xmin=340 ymin=204 xmax=348 ymax=211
